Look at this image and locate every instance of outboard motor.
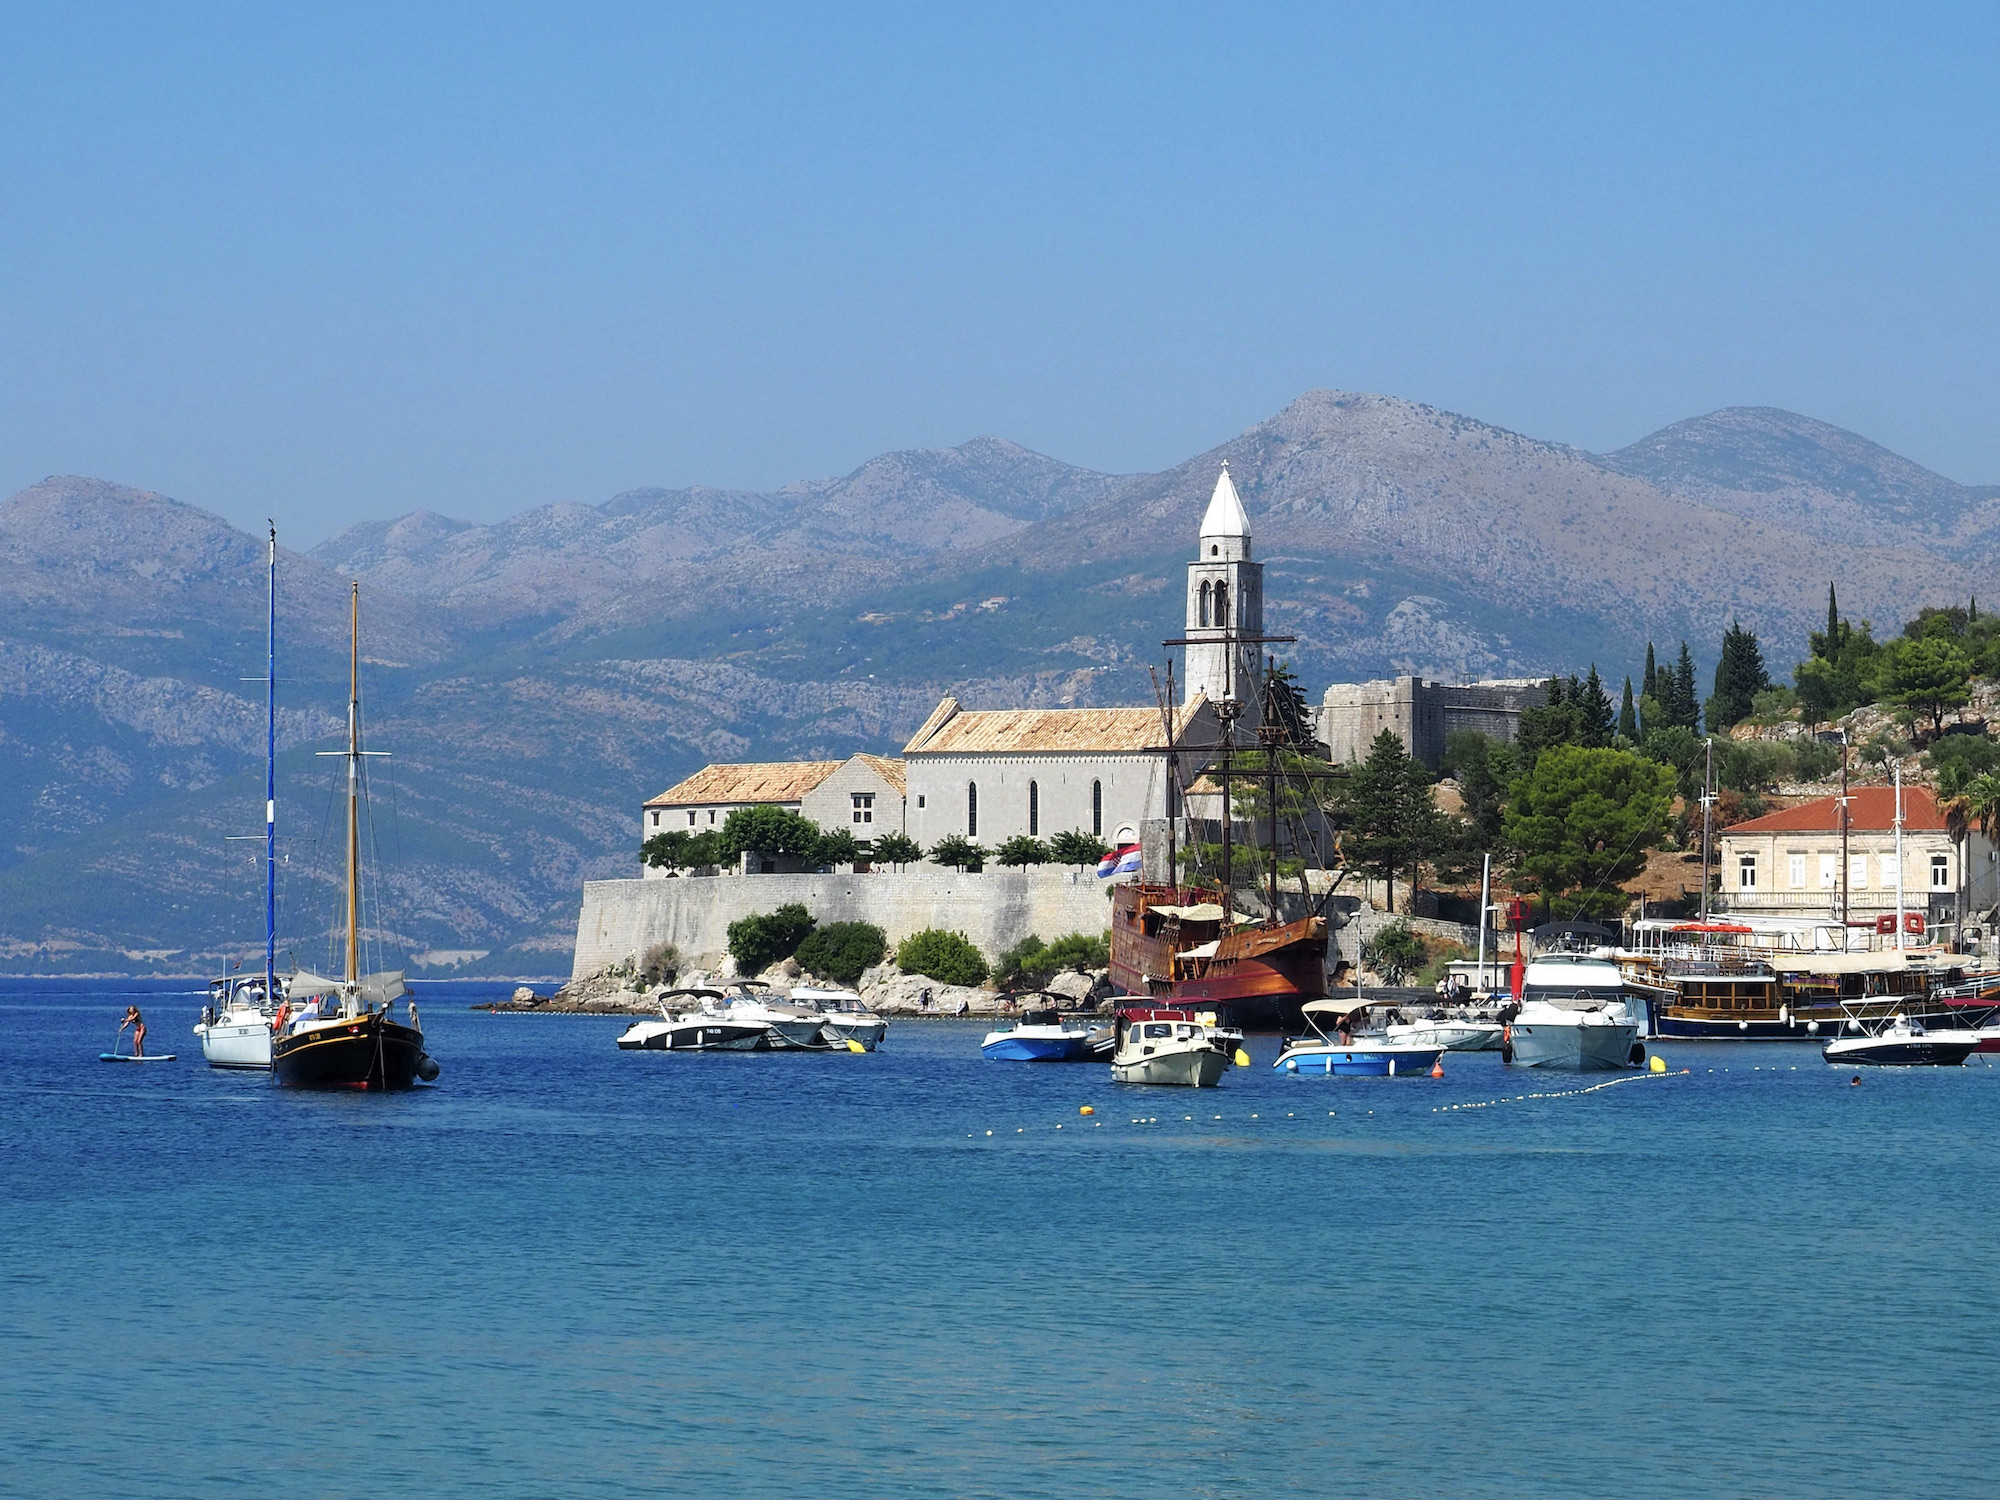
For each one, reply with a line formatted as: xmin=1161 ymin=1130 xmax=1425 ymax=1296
xmin=414 ymin=1052 xmax=441 ymax=1083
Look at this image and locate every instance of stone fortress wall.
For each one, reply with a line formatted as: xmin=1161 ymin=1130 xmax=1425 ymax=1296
xmin=1319 ymin=675 xmax=1547 ymax=770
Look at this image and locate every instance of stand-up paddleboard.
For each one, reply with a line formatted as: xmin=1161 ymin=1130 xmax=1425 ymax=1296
xmin=100 ymin=1053 xmax=176 ymax=1063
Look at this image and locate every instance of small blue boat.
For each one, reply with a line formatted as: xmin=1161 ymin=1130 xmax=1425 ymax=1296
xmin=981 ymin=1006 xmax=1103 ymax=1062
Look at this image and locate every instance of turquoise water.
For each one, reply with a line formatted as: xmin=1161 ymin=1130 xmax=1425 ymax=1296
xmin=3 ymin=977 xmax=1997 ymax=1498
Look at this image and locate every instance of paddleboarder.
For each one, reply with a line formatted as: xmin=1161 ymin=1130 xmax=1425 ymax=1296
xmin=119 ymin=1005 xmax=147 ymax=1058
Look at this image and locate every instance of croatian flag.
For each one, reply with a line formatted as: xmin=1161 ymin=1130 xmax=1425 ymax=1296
xmin=1098 ymin=843 xmax=1143 ymax=878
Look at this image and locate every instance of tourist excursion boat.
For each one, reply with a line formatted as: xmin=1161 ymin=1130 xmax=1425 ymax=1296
xmin=981 ymin=1006 xmax=1103 ymax=1061
xmin=1110 ymin=1005 xmax=1231 ymax=1086
xmin=792 ymin=986 xmax=889 ymax=1050
xmin=270 ymin=585 xmax=436 ymax=1091
xmin=1623 ymin=917 xmax=1989 ymax=1040
xmin=194 ymin=526 xmax=285 ymax=1072
xmin=1273 ymin=998 xmax=1444 ymax=1076
xmin=1821 ymin=1012 xmax=1978 ymax=1067
xmin=1504 ymin=955 xmax=1646 ymax=1070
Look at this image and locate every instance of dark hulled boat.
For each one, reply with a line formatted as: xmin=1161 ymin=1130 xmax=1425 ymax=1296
xmin=1109 ymin=882 xmax=1327 ymax=1031
xmin=272 ymin=582 xmax=437 ymax=1091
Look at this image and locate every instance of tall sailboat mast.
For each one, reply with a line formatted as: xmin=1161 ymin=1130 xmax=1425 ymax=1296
xmin=345 ymin=583 xmax=361 ymax=987
xmin=264 ymin=524 xmax=277 ymax=1005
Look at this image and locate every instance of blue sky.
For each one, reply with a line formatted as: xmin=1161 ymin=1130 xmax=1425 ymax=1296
xmin=1 ymin=3 xmax=1995 ymax=543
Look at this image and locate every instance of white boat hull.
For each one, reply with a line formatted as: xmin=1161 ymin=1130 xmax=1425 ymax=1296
xmin=1507 ymin=1018 xmax=1638 ymax=1070
xmin=821 ymin=1017 xmax=887 ymax=1051
xmin=195 ymin=1019 xmax=272 ymax=1069
xmin=1386 ymin=1021 xmax=1503 ymax=1052
xmin=1112 ymin=1044 xmax=1229 ymax=1087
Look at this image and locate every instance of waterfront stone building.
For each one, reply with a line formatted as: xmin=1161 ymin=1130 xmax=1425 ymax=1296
xmin=1318 ymin=675 xmax=1547 ymax=770
xmin=1717 ymin=785 xmax=1996 ymax=934
xmin=640 ymin=754 xmax=907 ymax=877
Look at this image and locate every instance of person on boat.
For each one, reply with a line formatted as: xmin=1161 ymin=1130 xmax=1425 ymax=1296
xmin=119 ymin=1005 xmax=147 ymax=1057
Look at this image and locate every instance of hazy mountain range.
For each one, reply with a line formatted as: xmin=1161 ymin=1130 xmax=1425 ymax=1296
xmin=2 ymin=391 xmax=1987 ymax=975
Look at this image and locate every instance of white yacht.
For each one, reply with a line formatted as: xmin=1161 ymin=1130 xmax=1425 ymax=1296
xmin=193 ymin=975 xmax=277 ymax=1070
xmin=1110 ymin=1006 xmax=1230 ymax=1087
xmin=721 ymin=986 xmax=833 ymax=1049
xmin=1505 ymin=955 xmax=1644 ymax=1070
xmin=617 ymin=992 xmax=774 ymax=1051
xmin=792 ymin=985 xmax=889 ymax=1050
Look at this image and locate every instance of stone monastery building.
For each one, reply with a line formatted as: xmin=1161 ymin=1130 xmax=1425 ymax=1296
xmin=639 ymin=468 xmax=1267 ymax=866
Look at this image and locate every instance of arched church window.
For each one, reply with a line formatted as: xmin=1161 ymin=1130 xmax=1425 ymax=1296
xmin=1091 ymin=780 xmax=1102 ymax=837
xmin=1028 ymin=780 xmax=1039 ymax=836
xmin=1211 ymin=545 xmax=1219 ymax=557
xmin=1198 ymin=581 xmax=1211 ymax=627
xmin=967 ymin=782 xmax=978 ymax=837
xmin=1215 ymin=581 xmax=1229 ymax=624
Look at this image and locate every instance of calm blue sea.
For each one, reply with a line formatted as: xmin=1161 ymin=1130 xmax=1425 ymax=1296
xmin=3 ymin=977 xmax=1997 ymax=1498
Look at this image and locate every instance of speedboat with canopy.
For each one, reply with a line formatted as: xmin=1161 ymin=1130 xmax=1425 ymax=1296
xmin=1274 ymin=998 xmax=1445 ymax=1076
xmin=1110 ymin=1005 xmax=1230 ymax=1086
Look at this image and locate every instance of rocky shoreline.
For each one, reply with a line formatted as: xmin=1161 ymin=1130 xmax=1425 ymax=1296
xmin=474 ymin=959 xmax=1114 ymax=1018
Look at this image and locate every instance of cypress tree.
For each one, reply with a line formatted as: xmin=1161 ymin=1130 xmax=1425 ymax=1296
xmin=1642 ymin=642 xmax=1657 ymax=701
xmin=1827 ymin=583 xmax=1840 ymax=642
xmin=1673 ymin=641 xmax=1699 ymax=730
xmin=1581 ymin=664 xmax=1615 ymax=747
xmin=1618 ymin=675 xmax=1638 ymax=741
xmin=1710 ymin=620 xmax=1770 ymax=729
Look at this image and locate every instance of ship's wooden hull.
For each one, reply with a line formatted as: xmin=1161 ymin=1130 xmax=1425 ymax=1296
xmin=272 ymin=1013 xmax=425 ymax=1090
xmin=1108 ymin=883 xmax=1327 ymax=1031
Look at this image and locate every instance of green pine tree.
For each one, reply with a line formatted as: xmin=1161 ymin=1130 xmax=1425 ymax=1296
xmin=1708 ymin=620 xmax=1770 ymax=730
xmin=1673 ymin=641 xmax=1700 ymax=731
xmin=1580 ymin=664 xmax=1615 ymax=748
xmin=1617 ymin=675 xmax=1637 ymax=741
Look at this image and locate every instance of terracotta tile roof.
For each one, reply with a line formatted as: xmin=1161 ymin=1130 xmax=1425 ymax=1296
xmin=1724 ymin=785 xmax=1946 ymax=835
xmin=851 ymin=753 xmax=907 ymax=795
xmin=902 ymin=695 xmax=1207 ymax=755
xmin=645 ymin=760 xmax=844 ymax=809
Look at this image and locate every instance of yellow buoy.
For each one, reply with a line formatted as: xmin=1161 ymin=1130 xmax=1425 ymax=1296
xmin=1649 ymin=1054 xmax=1666 ymax=1073
xmin=1234 ymin=1048 xmax=1251 ymax=1067
xmin=846 ymin=1039 xmax=865 ymax=1053
xmin=1079 ymin=1105 xmax=1095 ymax=1116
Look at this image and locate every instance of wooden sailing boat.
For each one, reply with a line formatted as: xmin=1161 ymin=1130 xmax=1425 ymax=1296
xmin=271 ymin=583 xmax=435 ymax=1090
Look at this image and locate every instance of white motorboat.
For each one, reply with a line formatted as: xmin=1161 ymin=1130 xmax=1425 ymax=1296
xmin=982 ymin=1005 xmax=1104 ymax=1061
xmin=721 ymin=988 xmax=833 ymax=1049
xmin=1110 ymin=1006 xmax=1230 ymax=1086
xmin=616 ymin=987 xmax=806 ymax=1051
xmin=193 ymin=975 xmax=276 ymax=1069
xmin=1821 ymin=1013 xmax=1977 ymax=1067
xmin=1385 ymin=1017 xmax=1504 ymax=1052
xmin=1505 ymin=956 xmax=1644 ymax=1070
xmin=792 ymin=985 xmax=889 ymax=1050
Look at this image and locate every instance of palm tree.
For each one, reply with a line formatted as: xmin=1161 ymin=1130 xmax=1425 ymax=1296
xmin=1964 ymin=773 xmax=2000 ymax=942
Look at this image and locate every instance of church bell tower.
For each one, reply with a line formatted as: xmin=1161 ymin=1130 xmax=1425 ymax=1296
xmin=1183 ymin=464 xmax=1263 ymax=726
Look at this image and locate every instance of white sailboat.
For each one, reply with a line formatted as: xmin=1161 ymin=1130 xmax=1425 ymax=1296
xmin=194 ymin=523 xmax=283 ymax=1071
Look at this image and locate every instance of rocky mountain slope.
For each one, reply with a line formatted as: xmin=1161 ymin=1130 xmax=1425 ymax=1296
xmin=0 ymin=394 xmax=1985 ymax=974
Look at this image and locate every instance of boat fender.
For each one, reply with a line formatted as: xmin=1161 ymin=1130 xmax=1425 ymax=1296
xmin=1233 ymin=1048 xmax=1251 ymax=1067
xmin=415 ymin=1052 xmax=441 ymax=1083
xmin=1284 ymin=1058 xmax=1298 ymax=1072
xmin=1738 ymin=1020 xmax=1749 ymax=1032
xmin=1629 ymin=1042 xmax=1646 ymax=1066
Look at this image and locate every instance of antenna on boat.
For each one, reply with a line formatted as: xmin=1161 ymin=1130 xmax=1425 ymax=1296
xmin=265 ymin=523 xmax=277 ymax=1010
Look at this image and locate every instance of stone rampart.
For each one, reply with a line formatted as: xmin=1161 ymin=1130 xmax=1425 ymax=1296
xmin=573 ymin=867 xmax=1117 ymax=980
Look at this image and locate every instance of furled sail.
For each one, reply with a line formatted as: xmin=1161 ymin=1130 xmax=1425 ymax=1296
xmin=286 ymin=970 xmax=408 ymax=1003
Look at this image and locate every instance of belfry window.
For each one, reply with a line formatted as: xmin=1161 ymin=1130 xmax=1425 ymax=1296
xmin=1198 ymin=581 xmax=1211 ymax=627
xmin=1028 ymin=781 xmax=1039 ymax=835
xmin=967 ymin=782 xmax=978 ymax=837
xmin=1091 ymin=780 xmax=1102 ymax=837
xmin=1215 ymin=581 xmax=1229 ymax=623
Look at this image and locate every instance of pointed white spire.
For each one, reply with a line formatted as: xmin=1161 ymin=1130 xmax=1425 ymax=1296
xmin=1199 ymin=462 xmax=1250 ymax=539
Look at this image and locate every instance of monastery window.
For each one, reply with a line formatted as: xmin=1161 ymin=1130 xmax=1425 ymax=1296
xmin=1092 ymin=780 xmax=1102 ymax=837
xmin=1028 ymin=780 xmax=1039 ymax=836
xmin=1199 ymin=581 xmax=1211 ymax=627
xmin=1215 ymin=581 xmax=1229 ymax=623
xmin=1932 ymin=854 xmax=1950 ymax=889
xmin=917 ymin=794 xmax=925 ymax=809
xmin=1210 ymin=544 xmax=1219 ymax=557
xmin=1788 ymin=854 xmax=1806 ymax=888
xmin=1882 ymin=853 xmax=1900 ymax=887
xmin=650 ymin=811 xmax=659 ymax=828
xmin=688 ymin=811 xmax=697 ymax=826
xmin=852 ymin=792 xmax=874 ymax=826
xmin=1738 ymin=855 xmax=1756 ymax=890
xmin=1850 ymin=854 xmax=1868 ymax=890
xmin=967 ymin=782 xmax=978 ymax=837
